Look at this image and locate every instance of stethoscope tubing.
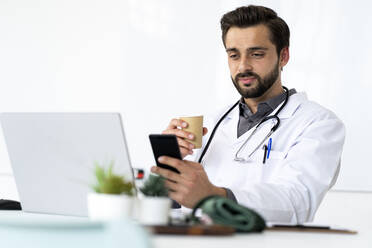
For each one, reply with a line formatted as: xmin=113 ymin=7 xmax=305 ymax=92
xmin=198 ymin=86 xmax=289 ymax=164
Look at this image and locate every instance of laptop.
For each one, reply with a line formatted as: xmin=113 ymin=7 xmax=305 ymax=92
xmin=0 ymin=113 xmax=136 ymax=217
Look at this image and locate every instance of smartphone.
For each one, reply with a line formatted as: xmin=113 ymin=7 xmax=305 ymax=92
xmin=149 ymin=134 xmax=182 ymax=173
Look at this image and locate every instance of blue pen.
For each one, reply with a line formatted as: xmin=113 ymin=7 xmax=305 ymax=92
xmin=267 ymin=138 xmax=272 ymax=159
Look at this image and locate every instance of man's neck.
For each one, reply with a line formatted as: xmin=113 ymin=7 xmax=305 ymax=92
xmin=244 ymin=82 xmax=284 ymax=114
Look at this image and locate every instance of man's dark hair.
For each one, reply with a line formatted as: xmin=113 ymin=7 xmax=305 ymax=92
xmin=220 ymin=5 xmax=290 ymax=56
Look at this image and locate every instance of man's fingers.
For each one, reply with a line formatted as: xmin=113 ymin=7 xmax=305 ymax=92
xmin=157 ymin=156 xmax=188 ymax=174
xmin=164 ymin=179 xmax=186 ymax=192
xmin=162 ymin=128 xmax=195 ymax=141
xmin=180 ymin=147 xmax=193 ymax=158
xmin=151 ymin=166 xmax=183 ymax=182
xmin=177 ymin=137 xmax=195 ymax=150
xmin=203 ymin=127 xmax=208 ymax=136
xmin=168 ymin=191 xmax=182 ymax=205
xmin=166 ymin=118 xmax=188 ymax=130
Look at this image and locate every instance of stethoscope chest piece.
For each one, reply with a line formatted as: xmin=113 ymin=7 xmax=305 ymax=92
xmin=234 ymin=116 xmax=278 ymax=162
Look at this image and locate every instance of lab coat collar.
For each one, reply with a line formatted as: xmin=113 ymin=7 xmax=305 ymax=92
xmin=225 ymin=92 xmax=307 ymax=120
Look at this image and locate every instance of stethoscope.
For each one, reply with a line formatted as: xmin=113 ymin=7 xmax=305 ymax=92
xmin=198 ymin=86 xmax=289 ymax=164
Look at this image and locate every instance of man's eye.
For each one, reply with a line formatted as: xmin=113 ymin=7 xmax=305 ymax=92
xmin=252 ymin=53 xmax=264 ymax=58
xmin=229 ymin=54 xmax=238 ymax=59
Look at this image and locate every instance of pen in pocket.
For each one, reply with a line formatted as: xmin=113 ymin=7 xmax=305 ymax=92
xmin=267 ymin=138 xmax=272 ymax=160
xmin=263 ymin=145 xmax=268 ymax=164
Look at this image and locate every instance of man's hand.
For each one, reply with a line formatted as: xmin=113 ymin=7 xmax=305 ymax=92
xmin=162 ymin=119 xmax=208 ymax=158
xmin=151 ymin=156 xmax=226 ymax=208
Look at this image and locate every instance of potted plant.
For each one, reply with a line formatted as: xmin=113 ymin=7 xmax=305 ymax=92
xmin=138 ymin=174 xmax=171 ymax=225
xmin=87 ymin=161 xmax=135 ymax=221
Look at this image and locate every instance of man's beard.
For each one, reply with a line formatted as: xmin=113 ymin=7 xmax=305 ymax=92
xmin=231 ymin=61 xmax=280 ymax=98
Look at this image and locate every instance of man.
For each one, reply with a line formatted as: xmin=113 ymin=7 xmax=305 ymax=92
xmin=151 ymin=5 xmax=345 ymax=223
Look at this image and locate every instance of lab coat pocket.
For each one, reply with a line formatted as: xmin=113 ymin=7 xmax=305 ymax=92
xmin=249 ymin=148 xmax=286 ymax=165
xmin=229 ymin=149 xmax=268 ymax=186
xmin=266 ymin=150 xmax=286 ymax=160
xmin=261 ymin=150 xmax=287 ymax=181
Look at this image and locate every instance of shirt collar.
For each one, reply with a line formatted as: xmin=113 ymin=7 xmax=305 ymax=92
xmin=239 ymin=88 xmax=297 ymax=118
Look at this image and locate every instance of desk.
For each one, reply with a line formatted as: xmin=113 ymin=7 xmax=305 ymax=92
xmin=1 ymin=211 xmax=370 ymax=248
xmin=154 ymin=229 xmax=370 ymax=248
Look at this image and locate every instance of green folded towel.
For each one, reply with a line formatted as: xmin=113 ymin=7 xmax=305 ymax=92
xmin=190 ymin=195 xmax=266 ymax=232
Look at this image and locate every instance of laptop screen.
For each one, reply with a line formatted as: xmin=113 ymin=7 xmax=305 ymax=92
xmin=0 ymin=113 xmax=135 ymax=216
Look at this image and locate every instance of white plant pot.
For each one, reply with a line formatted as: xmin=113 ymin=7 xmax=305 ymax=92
xmin=131 ymin=197 xmax=141 ymax=221
xmin=87 ymin=192 xmax=134 ymax=221
xmin=139 ymin=197 xmax=171 ymax=225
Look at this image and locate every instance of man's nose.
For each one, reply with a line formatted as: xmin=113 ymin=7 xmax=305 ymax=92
xmin=238 ymin=57 xmax=253 ymax=73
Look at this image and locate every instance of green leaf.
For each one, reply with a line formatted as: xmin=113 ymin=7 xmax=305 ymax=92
xmin=92 ymin=161 xmax=134 ymax=195
xmin=140 ymin=174 xmax=168 ymax=197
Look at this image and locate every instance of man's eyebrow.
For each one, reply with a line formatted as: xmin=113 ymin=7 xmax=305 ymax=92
xmin=226 ymin=48 xmax=238 ymax=53
xmin=247 ymin=47 xmax=268 ymax=51
xmin=226 ymin=47 xmax=269 ymax=53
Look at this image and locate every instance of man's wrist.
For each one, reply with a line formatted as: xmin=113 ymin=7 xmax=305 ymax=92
xmin=211 ymin=186 xmax=227 ymax=197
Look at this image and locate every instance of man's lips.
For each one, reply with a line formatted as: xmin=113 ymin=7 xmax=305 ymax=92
xmin=238 ymin=77 xmax=256 ymax=85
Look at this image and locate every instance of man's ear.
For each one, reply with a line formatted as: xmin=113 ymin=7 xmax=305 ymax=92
xmin=279 ymin=47 xmax=290 ymax=69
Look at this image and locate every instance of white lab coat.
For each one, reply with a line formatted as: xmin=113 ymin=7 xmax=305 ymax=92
xmin=185 ymin=92 xmax=345 ymax=224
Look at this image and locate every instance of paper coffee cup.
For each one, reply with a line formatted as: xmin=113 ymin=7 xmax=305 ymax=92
xmin=179 ymin=116 xmax=203 ymax=149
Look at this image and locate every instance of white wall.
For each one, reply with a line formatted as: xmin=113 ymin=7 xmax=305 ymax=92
xmin=1 ymin=0 xmax=372 ymax=200
xmin=314 ymin=191 xmax=372 ymax=229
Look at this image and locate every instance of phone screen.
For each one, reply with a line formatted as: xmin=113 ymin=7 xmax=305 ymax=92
xmin=149 ymin=134 xmax=181 ymax=173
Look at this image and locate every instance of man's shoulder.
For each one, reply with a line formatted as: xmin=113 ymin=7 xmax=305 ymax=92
xmin=291 ymin=92 xmax=341 ymax=122
xmin=204 ymin=92 xmax=343 ymax=125
xmin=202 ymin=101 xmax=237 ymax=126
